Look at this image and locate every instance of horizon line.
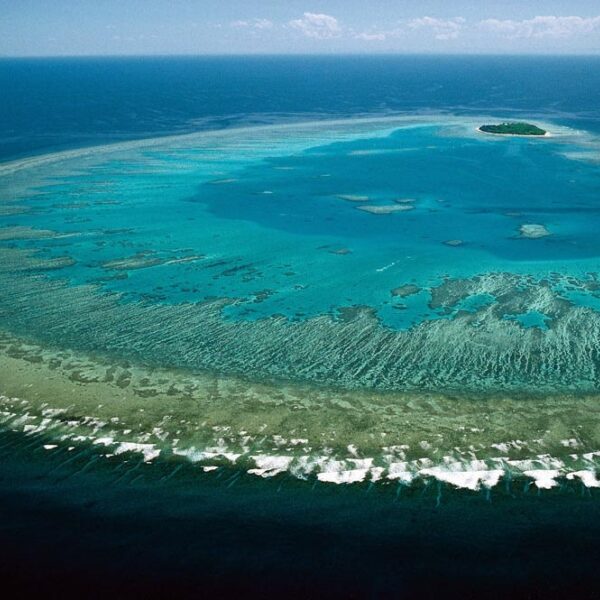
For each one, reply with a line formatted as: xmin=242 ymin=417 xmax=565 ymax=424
xmin=1 ymin=51 xmax=600 ymax=60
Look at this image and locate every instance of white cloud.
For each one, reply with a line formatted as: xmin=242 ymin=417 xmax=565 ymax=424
xmin=289 ymin=13 xmax=342 ymax=39
xmin=355 ymin=32 xmax=387 ymax=41
xmin=230 ymin=18 xmax=273 ymax=30
xmin=225 ymin=13 xmax=600 ymax=47
xmin=479 ymin=15 xmax=600 ymax=39
xmin=408 ymin=16 xmax=465 ymax=40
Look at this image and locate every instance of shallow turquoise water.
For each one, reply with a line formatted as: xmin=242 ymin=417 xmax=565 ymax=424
xmin=7 ymin=120 xmax=600 ymax=315
xmin=2 ymin=116 xmax=600 ymax=392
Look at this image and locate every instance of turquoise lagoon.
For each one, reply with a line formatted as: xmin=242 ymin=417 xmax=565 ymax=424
xmin=1 ymin=116 xmax=600 ymax=490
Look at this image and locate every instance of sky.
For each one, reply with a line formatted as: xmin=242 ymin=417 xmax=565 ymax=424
xmin=1 ymin=0 xmax=600 ymax=56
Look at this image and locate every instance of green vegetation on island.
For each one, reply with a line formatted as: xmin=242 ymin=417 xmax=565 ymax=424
xmin=479 ymin=122 xmax=547 ymax=136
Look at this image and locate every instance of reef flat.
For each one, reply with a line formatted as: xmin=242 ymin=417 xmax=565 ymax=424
xmin=1 ymin=328 xmax=600 ymax=490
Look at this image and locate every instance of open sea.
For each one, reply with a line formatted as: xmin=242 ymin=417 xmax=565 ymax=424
xmin=1 ymin=55 xmax=600 ymax=598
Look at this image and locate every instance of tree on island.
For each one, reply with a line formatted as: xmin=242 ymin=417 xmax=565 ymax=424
xmin=479 ymin=122 xmax=547 ymax=136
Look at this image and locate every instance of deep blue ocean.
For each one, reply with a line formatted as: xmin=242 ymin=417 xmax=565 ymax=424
xmin=2 ymin=56 xmax=600 ymax=598
xmin=2 ymin=55 xmax=600 ymax=161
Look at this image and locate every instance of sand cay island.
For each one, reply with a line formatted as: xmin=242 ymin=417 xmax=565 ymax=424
xmin=478 ymin=122 xmax=548 ymax=136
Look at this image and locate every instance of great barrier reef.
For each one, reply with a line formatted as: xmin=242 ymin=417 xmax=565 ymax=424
xmin=2 ymin=52 xmax=600 ymax=598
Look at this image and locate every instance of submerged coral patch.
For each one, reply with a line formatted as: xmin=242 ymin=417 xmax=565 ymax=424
xmin=519 ymin=223 xmax=551 ymax=239
xmin=356 ymin=204 xmax=414 ymax=214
